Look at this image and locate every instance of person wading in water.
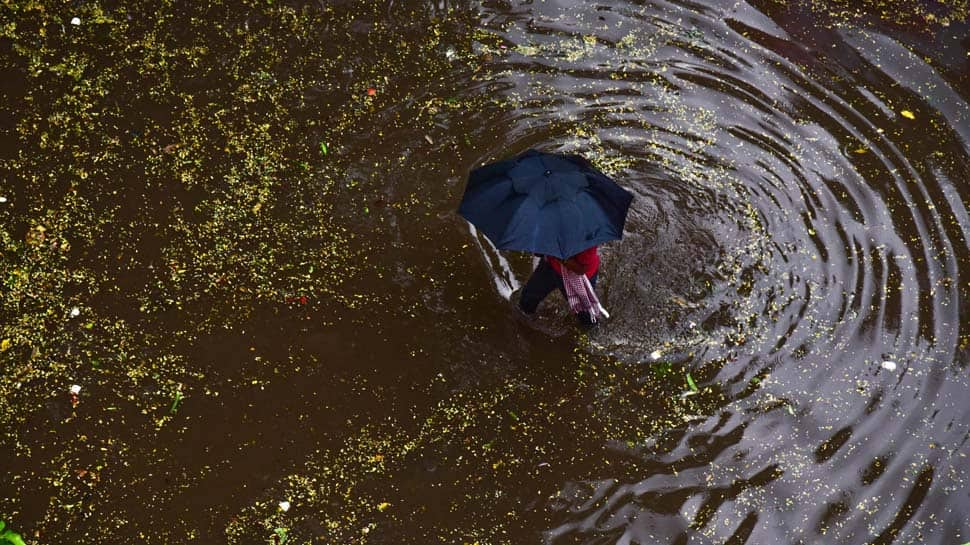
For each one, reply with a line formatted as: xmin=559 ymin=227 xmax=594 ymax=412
xmin=518 ymin=245 xmax=604 ymax=328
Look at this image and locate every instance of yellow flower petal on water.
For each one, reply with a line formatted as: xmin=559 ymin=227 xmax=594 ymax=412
xmin=0 ymin=338 xmax=10 ymax=352
xmin=901 ymin=110 xmax=915 ymax=119
xmin=377 ymin=502 xmax=391 ymax=511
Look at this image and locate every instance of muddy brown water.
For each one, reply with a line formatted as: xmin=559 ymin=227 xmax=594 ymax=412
xmin=1 ymin=0 xmax=968 ymax=544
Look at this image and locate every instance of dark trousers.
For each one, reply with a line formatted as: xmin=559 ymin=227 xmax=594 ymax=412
xmin=518 ymin=259 xmax=598 ymax=327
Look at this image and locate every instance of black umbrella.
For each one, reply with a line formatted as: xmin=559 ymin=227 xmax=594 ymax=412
xmin=458 ymin=149 xmax=633 ymax=259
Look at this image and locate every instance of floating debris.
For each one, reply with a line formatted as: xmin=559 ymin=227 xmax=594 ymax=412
xmin=70 ymin=16 xmax=81 ymax=25
xmin=881 ymin=360 xmax=897 ymax=371
xmin=0 ymin=520 xmax=26 ymax=545
xmin=170 ymin=385 xmax=185 ymax=414
xmin=69 ymin=307 xmax=80 ymax=318
xmin=650 ymin=350 xmax=662 ymax=360
xmin=686 ymin=372 xmax=699 ymax=392
xmin=69 ymin=384 xmax=81 ymax=395
xmin=900 ymin=110 xmax=916 ymax=119
xmin=278 ymin=501 xmax=290 ymax=512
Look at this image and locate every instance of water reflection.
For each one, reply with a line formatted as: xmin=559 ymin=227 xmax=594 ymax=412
xmin=466 ymin=0 xmax=969 ymax=543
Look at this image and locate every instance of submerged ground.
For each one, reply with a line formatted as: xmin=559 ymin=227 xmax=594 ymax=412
xmin=1 ymin=1 xmax=969 ymax=544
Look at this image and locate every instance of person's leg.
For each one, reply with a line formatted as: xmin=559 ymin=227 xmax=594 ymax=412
xmin=519 ymin=260 xmax=562 ymax=314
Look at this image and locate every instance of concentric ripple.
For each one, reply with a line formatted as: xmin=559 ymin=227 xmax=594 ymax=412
xmin=468 ymin=0 xmax=969 ymax=543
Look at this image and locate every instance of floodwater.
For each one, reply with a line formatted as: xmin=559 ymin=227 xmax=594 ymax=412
xmin=1 ymin=0 xmax=968 ymax=544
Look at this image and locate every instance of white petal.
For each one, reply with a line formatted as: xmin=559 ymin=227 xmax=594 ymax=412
xmin=650 ymin=350 xmax=662 ymax=360
xmin=70 ymin=17 xmax=81 ymax=25
xmin=880 ymin=360 xmax=897 ymax=371
xmin=70 ymin=307 xmax=80 ymax=317
xmin=278 ymin=501 xmax=290 ymax=512
xmin=70 ymin=384 xmax=82 ymax=394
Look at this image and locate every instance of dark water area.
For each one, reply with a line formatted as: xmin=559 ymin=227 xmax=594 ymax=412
xmin=1 ymin=0 xmax=968 ymax=544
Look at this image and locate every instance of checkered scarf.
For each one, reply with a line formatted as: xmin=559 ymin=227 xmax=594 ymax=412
xmin=561 ymin=267 xmax=609 ymax=323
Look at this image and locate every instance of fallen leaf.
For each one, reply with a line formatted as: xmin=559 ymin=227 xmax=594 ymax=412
xmin=901 ymin=110 xmax=915 ymax=119
xmin=686 ymin=372 xmax=699 ymax=392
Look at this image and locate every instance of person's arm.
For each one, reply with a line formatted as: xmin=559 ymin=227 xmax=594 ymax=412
xmin=562 ymin=257 xmax=586 ymax=274
xmin=570 ymin=247 xmax=599 ymax=276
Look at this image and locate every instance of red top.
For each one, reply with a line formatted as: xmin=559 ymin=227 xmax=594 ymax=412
xmin=546 ymin=246 xmax=599 ymax=279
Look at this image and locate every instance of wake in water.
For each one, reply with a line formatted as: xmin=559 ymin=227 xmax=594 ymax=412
xmin=467 ymin=0 xmax=970 ymax=542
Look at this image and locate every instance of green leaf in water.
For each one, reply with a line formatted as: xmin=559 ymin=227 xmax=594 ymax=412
xmin=274 ymin=527 xmax=289 ymax=545
xmin=319 ymin=142 xmax=328 ymax=155
xmin=0 ymin=520 xmax=27 ymax=545
xmin=170 ymin=388 xmax=184 ymax=414
xmin=686 ymin=372 xmax=699 ymax=392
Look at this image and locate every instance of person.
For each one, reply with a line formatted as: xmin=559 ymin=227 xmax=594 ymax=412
xmin=518 ymin=245 xmax=600 ymax=328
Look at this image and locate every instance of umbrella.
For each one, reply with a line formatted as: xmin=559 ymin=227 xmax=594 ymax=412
xmin=458 ymin=149 xmax=633 ymax=259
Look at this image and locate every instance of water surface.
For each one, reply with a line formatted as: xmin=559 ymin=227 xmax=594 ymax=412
xmin=0 ymin=1 xmax=968 ymax=544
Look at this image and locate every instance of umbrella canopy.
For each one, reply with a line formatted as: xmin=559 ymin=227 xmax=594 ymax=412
xmin=458 ymin=149 xmax=633 ymax=259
